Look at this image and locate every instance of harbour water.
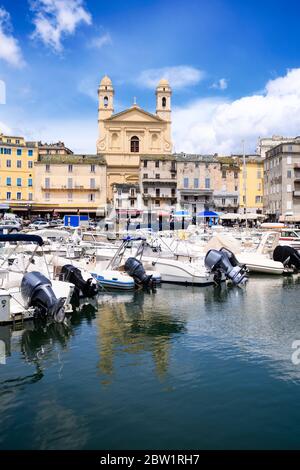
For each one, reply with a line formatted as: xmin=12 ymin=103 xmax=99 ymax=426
xmin=1 ymin=276 xmax=300 ymax=450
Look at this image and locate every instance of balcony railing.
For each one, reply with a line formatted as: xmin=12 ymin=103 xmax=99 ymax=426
xmin=142 ymin=177 xmax=177 ymax=183
xmin=179 ymin=188 xmax=213 ymax=195
xmin=143 ymin=193 xmax=176 ymax=199
xmin=41 ymin=185 xmax=100 ymax=191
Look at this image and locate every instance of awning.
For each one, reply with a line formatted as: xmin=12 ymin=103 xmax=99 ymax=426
xmin=220 ymin=213 xmax=240 ymax=220
xmin=50 ymin=208 xmax=100 ymax=214
xmin=239 ymin=213 xmax=266 ymax=220
xmin=197 ymin=210 xmax=219 ymax=217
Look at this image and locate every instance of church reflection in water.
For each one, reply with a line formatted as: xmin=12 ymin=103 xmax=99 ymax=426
xmin=96 ymin=290 xmax=186 ymax=380
xmin=2 ymin=276 xmax=295 ymax=389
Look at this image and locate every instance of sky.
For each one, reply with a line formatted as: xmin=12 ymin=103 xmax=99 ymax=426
xmin=1 ymin=0 xmax=300 ymax=154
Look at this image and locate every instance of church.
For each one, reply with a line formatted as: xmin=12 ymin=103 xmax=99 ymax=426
xmin=96 ymin=75 xmax=173 ymax=200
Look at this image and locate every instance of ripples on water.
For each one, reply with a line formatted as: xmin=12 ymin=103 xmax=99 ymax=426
xmin=1 ymin=276 xmax=300 ymax=449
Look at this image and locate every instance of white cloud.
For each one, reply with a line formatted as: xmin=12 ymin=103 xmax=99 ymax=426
xmin=0 ymin=7 xmax=25 ymax=68
xmin=89 ymin=32 xmax=112 ymax=49
xmin=9 ymin=117 xmax=96 ymax=154
xmin=211 ymin=78 xmax=228 ymax=90
xmin=0 ymin=121 xmax=11 ymax=134
xmin=0 ymin=79 xmax=6 ymax=104
xmin=173 ymin=68 xmax=300 ymax=155
xmin=30 ymin=0 xmax=92 ymax=52
xmin=137 ymin=66 xmax=205 ymax=89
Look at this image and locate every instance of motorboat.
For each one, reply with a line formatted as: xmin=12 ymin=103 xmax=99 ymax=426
xmin=27 ymin=228 xmax=83 ymax=258
xmin=96 ymin=234 xmax=222 ymax=286
xmin=0 ymin=234 xmax=75 ymax=324
xmin=94 ymin=236 xmax=159 ymax=290
xmin=204 ymin=231 xmax=285 ymax=275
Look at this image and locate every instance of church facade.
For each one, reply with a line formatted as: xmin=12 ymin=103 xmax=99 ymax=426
xmin=96 ymin=75 xmax=173 ymax=201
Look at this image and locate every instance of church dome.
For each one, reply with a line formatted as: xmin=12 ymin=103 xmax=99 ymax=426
xmin=157 ymin=78 xmax=170 ymax=87
xmin=100 ymin=75 xmax=112 ymax=86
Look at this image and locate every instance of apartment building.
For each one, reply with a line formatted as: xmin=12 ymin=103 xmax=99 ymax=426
xmin=264 ymin=141 xmax=300 ymax=220
xmin=0 ymin=133 xmax=38 ymax=213
xmin=113 ymin=183 xmax=142 ymax=215
xmin=212 ymin=157 xmax=240 ymax=213
xmin=38 ymin=141 xmax=73 ymax=155
xmin=175 ymin=154 xmax=214 ymax=214
xmin=140 ymin=155 xmax=177 ymax=211
xmin=257 ymin=135 xmax=299 ymax=159
xmin=34 ymin=154 xmax=107 ymax=216
xmin=232 ymin=155 xmax=264 ymax=214
xmin=175 ymin=154 xmax=240 ymax=214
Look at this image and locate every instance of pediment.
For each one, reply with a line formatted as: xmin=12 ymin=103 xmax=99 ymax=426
xmin=107 ymin=107 xmax=164 ymax=123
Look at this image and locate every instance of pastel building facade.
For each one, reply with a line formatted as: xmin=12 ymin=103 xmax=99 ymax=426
xmin=97 ymin=75 xmax=173 ymax=201
xmin=0 ymin=133 xmax=38 ymax=213
xmin=34 ymin=154 xmax=107 ymax=216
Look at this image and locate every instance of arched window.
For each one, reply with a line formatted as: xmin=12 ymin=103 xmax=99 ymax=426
xmin=103 ymin=96 xmax=108 ymax=107
xmin=130 ymin=136 xmax=139 ymax=153
xmin=162 ymin=97 xmax=166 ymax=108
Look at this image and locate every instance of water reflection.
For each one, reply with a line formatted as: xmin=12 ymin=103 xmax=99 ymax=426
xmin=2 ymin=277 xmax=300 ymax=449
xmin=97 ymin=291 xmax=186 ymax=380
xmin=0 ymin=302 xmax=97 ymax=380
xmin=1 ymin=276 xmax=300 ymax=388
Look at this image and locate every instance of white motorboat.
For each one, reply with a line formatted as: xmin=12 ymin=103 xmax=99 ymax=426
xmin=73 ymin=236 xmax=161 ymax=291
xmin=0 ymin=234 xmax=75 ymax=324
xmin=96 ymin=234 xmax=222 ymax=286
xmin=205 ymin=231 xmax=285 ymax=275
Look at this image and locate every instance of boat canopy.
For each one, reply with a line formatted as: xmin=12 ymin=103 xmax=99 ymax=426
xmin=0 ymin=234 xmax=44 ymax=246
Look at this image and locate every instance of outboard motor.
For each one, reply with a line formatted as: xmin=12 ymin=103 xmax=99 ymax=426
xmin=124 ymin=257 xmax=156 ymax=290
xmin=273 ymin=245 xmax=300 ymax=270
xmin=204 ymin=248 xmax=248 ymax=286
xmin=60 ymin=264 xmax=98 ymax=298
xmin=21 ymin=272 xmax=65 ymax=322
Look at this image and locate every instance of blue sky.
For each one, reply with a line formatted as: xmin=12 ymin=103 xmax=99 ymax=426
xmin=1 ymin=0 xmax=300 ymax=154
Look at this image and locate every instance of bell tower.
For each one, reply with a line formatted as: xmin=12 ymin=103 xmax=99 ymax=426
xmin=156 ymin=78 xmax=172 ymax=123
xmin=97 ymin=75 xmax=114 ymax=153
xmin=98 ymin=75 xmax=114 ymax=122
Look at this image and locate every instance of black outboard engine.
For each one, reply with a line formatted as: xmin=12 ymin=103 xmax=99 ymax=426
xmin=204 ymin=248 xmax=248 ymax=286
xmin=124 ymin=257 xmax=156 ymax=290
xmin=60 ymin=264 xmax=98 ymax=298
xmin=273 ymin=245 xmax=300 ymax=270
xmin=21 ymin=271 xmax=65 ymax=322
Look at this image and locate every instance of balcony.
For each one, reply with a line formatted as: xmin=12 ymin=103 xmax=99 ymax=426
xmin=213 ymin=191 xmax=239 ymax=198
xmin=142 ymin=177 xmax=177 ymax=184
xmin=179 ymin=188 xmax=213 ymax=196
xmin=41 ymin=185 xmax=100 ymax=191
xmin=293 ymin=191 xmax=300 ymax=197
xmin=143 ymin=193 xmax=176 ymax=200
xmin=214 ymin=201 xmax=239 ymax=208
